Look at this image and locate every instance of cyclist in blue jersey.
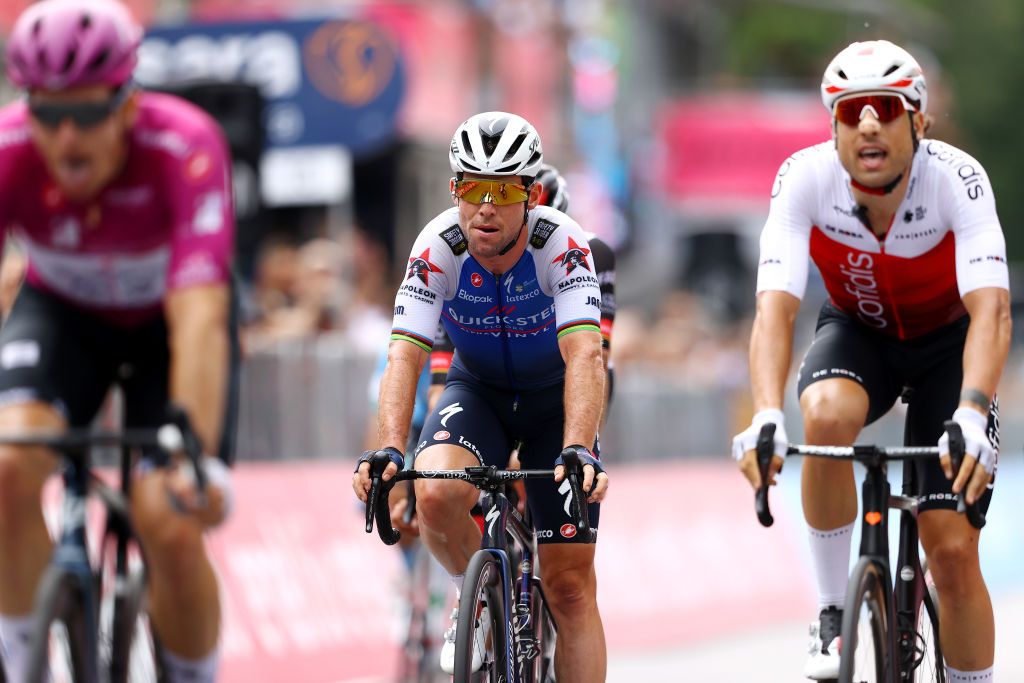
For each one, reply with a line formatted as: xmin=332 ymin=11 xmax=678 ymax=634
xmin=429 ymin=164 xmax=617 ymax=421
xmin=354 ymin=112 xmax=608 ymax=682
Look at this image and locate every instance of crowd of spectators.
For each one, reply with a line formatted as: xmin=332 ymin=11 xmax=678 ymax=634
xmin=240 ymin=228 xmax=393 ymax=355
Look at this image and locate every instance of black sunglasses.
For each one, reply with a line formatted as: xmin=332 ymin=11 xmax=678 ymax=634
xmin=28 ymin=84 xmax=131 ymax=130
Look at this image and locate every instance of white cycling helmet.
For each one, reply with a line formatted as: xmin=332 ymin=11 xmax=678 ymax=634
xmin=449 ymin=111 xmax=544 ymax=180
xmin=821 ymin=40 xmax=927 ymax=114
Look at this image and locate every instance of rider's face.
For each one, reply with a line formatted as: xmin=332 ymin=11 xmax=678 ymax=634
xmin=456 ymin=174 xmax=540 ymax=262
xmin=27 ymin=85 xmax=137 ymax=202
xmin=834 ymin=100 xmax=925 ymax=190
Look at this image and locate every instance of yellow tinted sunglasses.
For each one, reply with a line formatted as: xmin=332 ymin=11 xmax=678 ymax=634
xmin=451 ymin=178 xmax=531 ymax=206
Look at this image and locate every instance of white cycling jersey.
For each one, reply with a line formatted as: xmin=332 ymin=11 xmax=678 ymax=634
xmin=757 ymin=139 xmax=1008 ymax=339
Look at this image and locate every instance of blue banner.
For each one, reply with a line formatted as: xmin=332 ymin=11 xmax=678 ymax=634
xmin=137 ymin=17 xmax=406 ymax=157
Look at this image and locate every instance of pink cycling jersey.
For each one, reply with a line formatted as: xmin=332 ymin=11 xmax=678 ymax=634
xmin=757 ymin=139 xmax=1008 ymax=339
xmin=0 ymin=92 xmax=234 ymax=325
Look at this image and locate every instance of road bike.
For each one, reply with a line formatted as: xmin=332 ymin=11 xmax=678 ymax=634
xmin=365 ymin=452 xmax=594 ymax=683
xmin=754 ymin=417 xmax=984 ymax=683
xmin=6 ymin=408 xmax=205 ymax=683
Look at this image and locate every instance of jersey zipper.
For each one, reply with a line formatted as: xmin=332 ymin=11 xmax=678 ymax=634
xmin=876 ymin=229 xmax=906 ymax=339
xmin=495 ymin=273 xmax=521 ymax=411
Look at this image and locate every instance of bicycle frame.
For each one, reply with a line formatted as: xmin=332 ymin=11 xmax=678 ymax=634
xmin=477 ymin=486 xmax=546 ymax=681
xmin=53 ymin=452 xmax=102 ymax=680
xmin=754 ymin=422 xmax=981 ymax=682
xmin=1 ymin=412 xmax=204 ymax=683
xmin=366 ymin=460 xmax=593 ymax=683
xmin=856 ymin=450 xmax=928 ymax=680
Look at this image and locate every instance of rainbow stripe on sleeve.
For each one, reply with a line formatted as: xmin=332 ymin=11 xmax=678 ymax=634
xmin=390 ymin=329 xmax=433 ymax=352
xmin=556 ymin=319 xmax=601 ymax=339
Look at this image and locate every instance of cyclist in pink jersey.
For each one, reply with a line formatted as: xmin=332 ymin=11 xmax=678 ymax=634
xmin=732 ymin=40 xmax=1008 ymax=682
xmin=0 ymin=2 xmax=236 ymax=681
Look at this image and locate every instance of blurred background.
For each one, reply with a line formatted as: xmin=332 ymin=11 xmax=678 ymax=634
xmin=3 ymin=0 xmax=1024 ymax=681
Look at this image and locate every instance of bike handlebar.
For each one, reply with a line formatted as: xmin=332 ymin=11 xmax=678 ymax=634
xmin=363 ymin=457 xmax=596 ymax=546
xmin=754 ymin=420 xmax=986 ymax=530
xmin=0 ymin=406 xmax=208 ymax=500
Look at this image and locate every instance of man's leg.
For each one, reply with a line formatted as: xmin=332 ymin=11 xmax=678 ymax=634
xmin=131 ymin=472 xmax=221 ymax=682
xmin=0 ymin=402 xmax=62 ymax=682
xmin=919 ymin=504 xmax=994 ymax=675
xmin=411 ymin=444 xmax=481 ymax=577
xmin=799 ymin=377 xmax=869 ymax=679
xmin=800 ymin=377 xmax=867 ymax=531
xmin=538 ymin=543 xmax=605 ymax=683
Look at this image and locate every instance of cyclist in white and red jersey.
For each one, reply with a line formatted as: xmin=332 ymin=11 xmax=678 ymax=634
xmin=354 ymin=112 xmax=609 ymax=682
xmin=0 ymin=2 xmax=236 ymax=681
xmin=732 ymin=40 xmax=1009 ymax=682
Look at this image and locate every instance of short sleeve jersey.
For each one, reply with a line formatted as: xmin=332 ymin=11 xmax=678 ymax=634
xmin=0 ymin=92 xmax=234 ymax=325
xmin=757 ymin=139 xmax=1008 ymax=339
xmin=391 ymin=205 xmax=601 ymax=391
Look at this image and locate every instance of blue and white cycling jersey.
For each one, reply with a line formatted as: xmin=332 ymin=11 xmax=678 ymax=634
xmin=391 ymin=205 xmax=601 ymax=392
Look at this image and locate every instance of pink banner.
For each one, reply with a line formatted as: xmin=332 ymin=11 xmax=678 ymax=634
xmin=657 ymin=93 xmax=831 ymax=203
xmin=209 ymin=459 xmax=812 ymax=680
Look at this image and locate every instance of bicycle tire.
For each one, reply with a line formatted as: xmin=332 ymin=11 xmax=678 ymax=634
xmin=519 ymin=579 xmax=556 ymax=683
xmin=25 ymin=567 xmax=93 ymax=683
xmin=454 ymin=551 xmax=509 ymax=683
xmin=912 ymin=583 xmax=944 ymax=682
xmin=105 ymin=568 xmax=165 ymax=683
xmin=839 ymin=557 xmax=891 ymax=683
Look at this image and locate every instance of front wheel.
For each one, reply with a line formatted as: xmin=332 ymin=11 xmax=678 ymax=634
xmin=911 ymin=582 xmax=944 ymax=682
xmin=25 ymin=567 xmax=93 ymax=683
xmin=103 ymin=568 xmax=165 ymax=683
xmin=454 ymin=551 xmax=509 ymax=683
xmin=839 ymin=557 xmax=892 ymax=683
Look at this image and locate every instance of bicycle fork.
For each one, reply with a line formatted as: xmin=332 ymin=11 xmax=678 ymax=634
xmin=55 ymin=457 xmax=101 ymax=683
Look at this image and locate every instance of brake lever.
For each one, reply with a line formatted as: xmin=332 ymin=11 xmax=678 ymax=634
xmin=943 ymin=420 xmax=986 ymax=530
xmin=755 ymin=423 xmax=776 ymax=528
xmin=363 ymin=451 xmax=401 ymax=544
xmin=559 ymin=449 xmax=595 ymax=542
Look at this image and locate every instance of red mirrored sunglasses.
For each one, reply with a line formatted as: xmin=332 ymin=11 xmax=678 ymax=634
xmin=833 ymin=93 xmax=916 ymax=127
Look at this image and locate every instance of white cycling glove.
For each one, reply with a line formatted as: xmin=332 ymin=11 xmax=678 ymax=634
xmin=173 ymin=455 xmax=236 ymax=524
xmin=732 ymin=408 xmax=788 ymax=461
xmin=939 ymin=406 xmax=996 ymax=475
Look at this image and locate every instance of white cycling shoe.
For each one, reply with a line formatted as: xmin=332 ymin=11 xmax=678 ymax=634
xmin=803 ymin=606 xmax=842 ymax=680
xmin=439 ymin=603 xmax=488 ymax=674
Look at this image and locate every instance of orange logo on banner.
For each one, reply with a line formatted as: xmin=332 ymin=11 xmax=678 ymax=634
xmin=303 ymin=21 xmax=397 ymax=106
xmin=865 ymin=511 xmax=883 ymax=526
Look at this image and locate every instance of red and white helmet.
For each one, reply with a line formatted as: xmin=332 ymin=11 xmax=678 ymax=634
xmin=5 ymin=0 xmax=141 ymax=91
xmin=821 ymin=40 xmax=927 ymax=114
xmin=449 ymin=111 xmax=544 ymax=180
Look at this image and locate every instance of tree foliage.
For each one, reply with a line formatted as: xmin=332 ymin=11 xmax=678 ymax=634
xmin=720 ymin=0 xmax=1024 ymax=260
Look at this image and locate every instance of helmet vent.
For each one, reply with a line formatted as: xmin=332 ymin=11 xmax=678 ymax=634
xmin=31 ymin=18 xmax=42 ymax=36
xmin=60 ymin=48 xmax=77 ymax=75
xmin=836 ymin=69 xmax=847 ymax=80
xmin=481 ymin=133 xmax=501 ymax=157
xmin=883 ymin=64 xmax=898 ymax=77
xmin=460 ymin=130 xmax=472 ymax=157
xmin=88 ymin=49 xmax=110 ymax=72
xmin=80 ymin=13 xmax=92 ymax=30
xmin=502 ymin=132 xmax=527 ymax=163
xmin=494 ymin=162 xmax=521 ymax=174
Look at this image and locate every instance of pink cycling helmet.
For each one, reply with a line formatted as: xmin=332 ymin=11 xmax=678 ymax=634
xmin=5 ymin=0 xmax=141 ymax=91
